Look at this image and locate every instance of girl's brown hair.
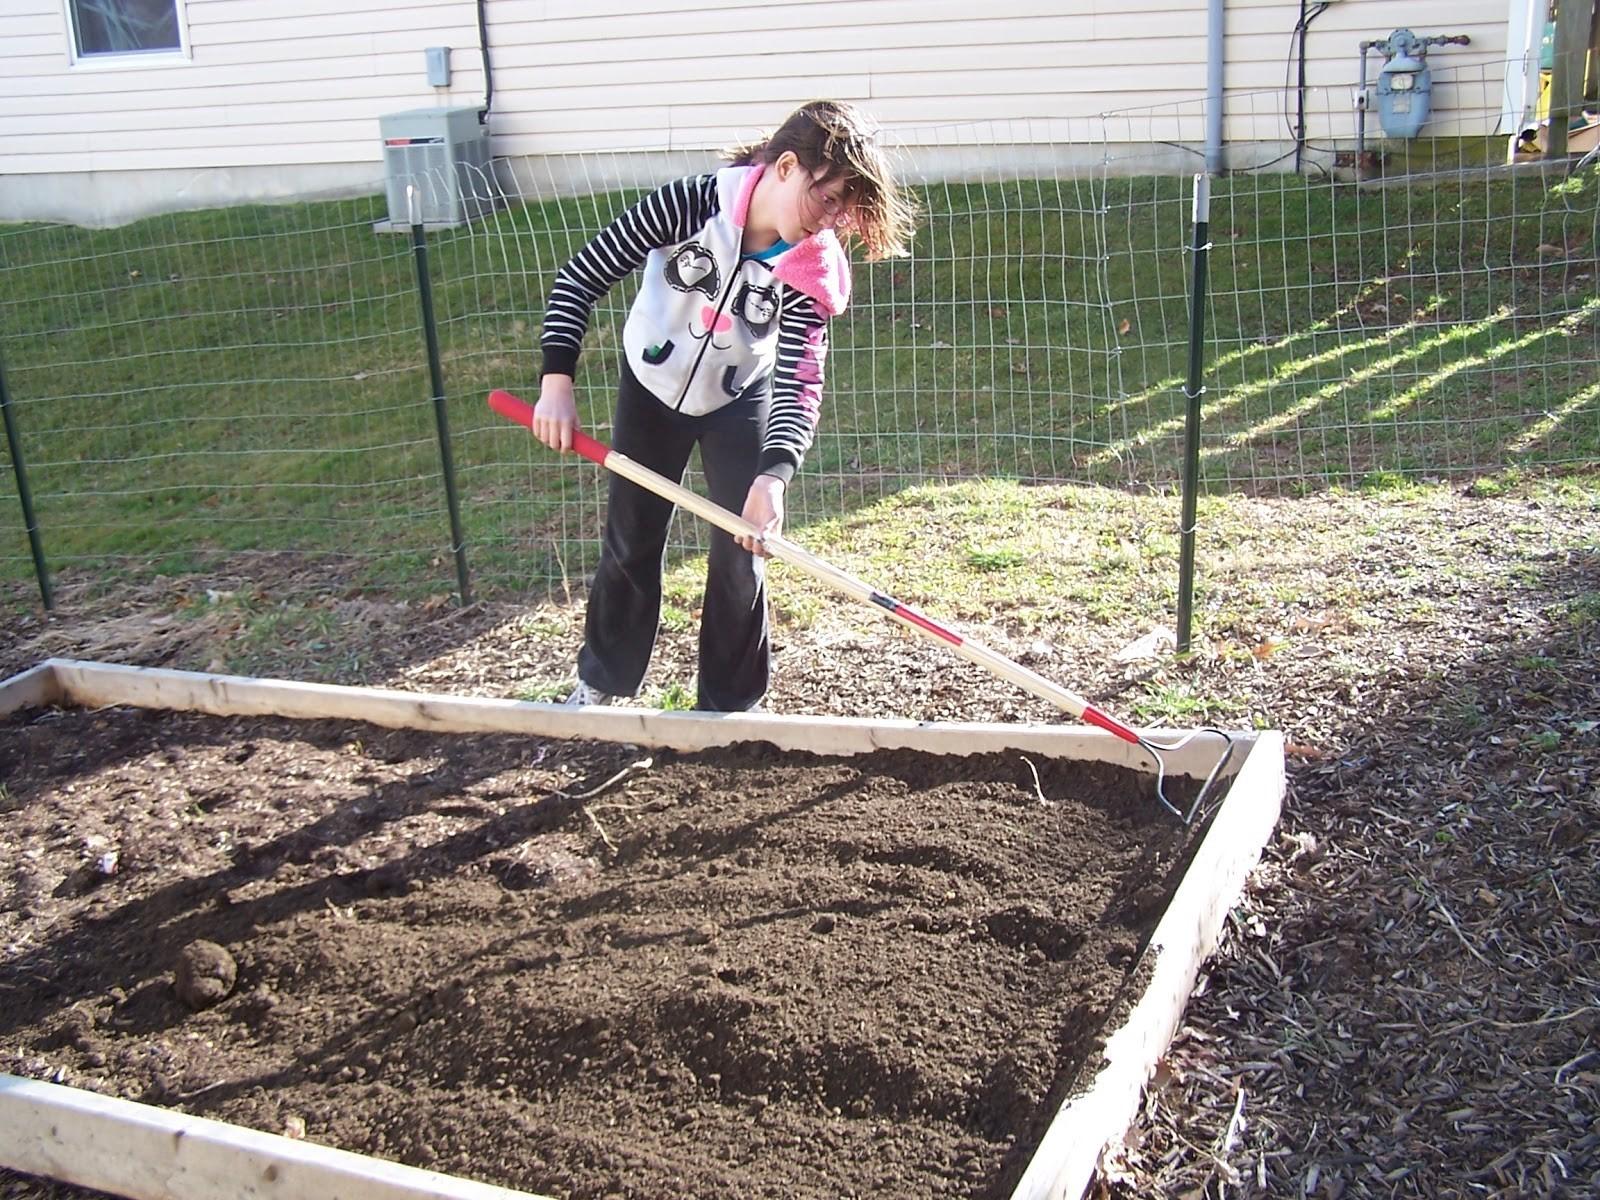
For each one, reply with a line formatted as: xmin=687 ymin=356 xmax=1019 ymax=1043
xmin=726 ymin=100 xmax=917 ymax=261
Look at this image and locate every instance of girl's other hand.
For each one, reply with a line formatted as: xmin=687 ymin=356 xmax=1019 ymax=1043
xmin=738 ymin=474 xmax=786 ymax=557
xmin=533 ymin=374 xmax=579 ymax=451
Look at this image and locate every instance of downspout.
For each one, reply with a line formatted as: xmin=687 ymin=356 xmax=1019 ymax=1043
xmin=477 ymin=0 xmax=493 ymax=124
xmin=1206 ymin=0 xmax=1225 ymax=172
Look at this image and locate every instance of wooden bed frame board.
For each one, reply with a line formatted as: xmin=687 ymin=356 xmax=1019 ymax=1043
xmin=1007 ymin=730 xmax=1285 ymax=1200
xmin=0 ymin=1073 xmax=553 ymax=1200
xmin=0 ymin=661 xmax=60 ymax=719
xmin=0 ymin=658 xmax=1285 ymax=1200
xmin=35 ymin=658 xmax=1243 ymax=776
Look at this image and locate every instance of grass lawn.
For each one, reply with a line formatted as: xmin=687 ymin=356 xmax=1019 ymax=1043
xmin=1 ymin=162 xmax=1597 ymax=608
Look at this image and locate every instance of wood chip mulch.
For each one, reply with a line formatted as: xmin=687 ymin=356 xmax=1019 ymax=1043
xmin=1097 ymin=502 xmax=1600 ymax=1198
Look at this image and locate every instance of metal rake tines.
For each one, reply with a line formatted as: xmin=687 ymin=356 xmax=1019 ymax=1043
xmin=1139 ymin=728 xmax=1237 ymax=825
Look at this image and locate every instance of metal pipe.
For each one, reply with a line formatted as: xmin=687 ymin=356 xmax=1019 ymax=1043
xmin=0 ymin=349 xmax=53 ymax=611
xmin=1293 ymin=0 xmax=1310 ymax=173
xmin=475 ymin=0 xmax=493 ymax=123
xmin=1356 ymin=42 xmax=1374 ymax=166
xmin=1206 ymin=0 xmax=1226 ymax=173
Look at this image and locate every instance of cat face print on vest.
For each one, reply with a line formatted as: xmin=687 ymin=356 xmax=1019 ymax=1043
xmin=664 ymin=242 xmax=719 ymax=299
xmin=690 ymin=302 xmax=735 ymax=350
xmin=734 ymin=283 xmax=779 ymax=337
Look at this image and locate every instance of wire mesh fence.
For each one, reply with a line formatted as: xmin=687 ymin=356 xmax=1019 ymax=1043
xmin=0 ymin=197 xmax=445 ymax=587
xmin=1187 ymin=68 xmax=1599 ymax=494
xmin=2 ymin=62 xmax=1596 ymax=606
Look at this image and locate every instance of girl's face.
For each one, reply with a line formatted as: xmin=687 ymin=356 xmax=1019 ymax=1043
xmin=770 ymin=151 xmax=855 ymax=244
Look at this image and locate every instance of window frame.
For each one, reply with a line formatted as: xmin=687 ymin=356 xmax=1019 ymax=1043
xmin=62 ymin=0 xmax=192 ymax=69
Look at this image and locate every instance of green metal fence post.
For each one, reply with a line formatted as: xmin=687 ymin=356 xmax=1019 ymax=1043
xmin=0 ymin=348 xmax=54 ymax=611
xmin=1176 ymin=174 xmax=1212 ymax=654
xmin=408 ymin=185 xmax=473 ymax=606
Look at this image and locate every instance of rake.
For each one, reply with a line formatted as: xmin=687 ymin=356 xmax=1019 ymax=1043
xmin=489 ymin=389 xmax=1234 ymax=823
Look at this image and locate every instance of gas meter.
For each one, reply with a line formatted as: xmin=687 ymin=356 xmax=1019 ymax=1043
xmin=1362 ymin=28 xmax=1471 ymax=140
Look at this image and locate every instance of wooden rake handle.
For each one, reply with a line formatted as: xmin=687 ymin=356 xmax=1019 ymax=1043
xmin=487 ymin=388 xmax=1141 ymax=742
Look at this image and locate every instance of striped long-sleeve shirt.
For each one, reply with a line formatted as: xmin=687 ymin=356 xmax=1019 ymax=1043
xmin=540 ymin=167 xmax=846 ymax=483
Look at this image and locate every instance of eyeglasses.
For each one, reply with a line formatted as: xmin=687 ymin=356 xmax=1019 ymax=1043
xmin=807 ymin=176 xmax=853 ymax=229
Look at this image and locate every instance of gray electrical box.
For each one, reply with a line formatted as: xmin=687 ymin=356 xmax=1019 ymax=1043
xmin=378 ymin=106 xmax=492 ymax=230
xmin=425 ymin=46 xmax=451 ymax=87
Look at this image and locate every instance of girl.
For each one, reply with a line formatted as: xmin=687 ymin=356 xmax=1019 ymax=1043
xmin=530 ymin=100 xmax=917 ymax=712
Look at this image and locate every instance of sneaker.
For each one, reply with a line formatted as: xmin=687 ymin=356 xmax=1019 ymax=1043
xmin=564 ymin=680 xmax=614 ymax=707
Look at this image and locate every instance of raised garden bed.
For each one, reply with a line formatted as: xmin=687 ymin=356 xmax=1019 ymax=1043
xmin=0 ymin=660 xmax=1283 ymax=1200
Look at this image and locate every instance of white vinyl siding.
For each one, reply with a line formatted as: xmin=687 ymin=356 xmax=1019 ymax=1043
xmin=489 ymin=2 xmax=1216 ymax=153
xmin=0 ymin=0 xmax=1515 ymax=201
xmin=486 ymin=0 xmax=1509 ymax=154
xmin=1223 ymin=0 xmax=1508 ymax=88
xmin=3 ymin=0 xmax=487 ymax=174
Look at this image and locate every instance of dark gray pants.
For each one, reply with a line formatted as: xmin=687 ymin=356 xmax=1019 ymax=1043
xmin=577 ymin=364 xmax=771 ymax=711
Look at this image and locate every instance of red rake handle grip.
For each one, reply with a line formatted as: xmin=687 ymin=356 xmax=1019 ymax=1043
xmin=487 ymin=390 xmax=608 ymax=467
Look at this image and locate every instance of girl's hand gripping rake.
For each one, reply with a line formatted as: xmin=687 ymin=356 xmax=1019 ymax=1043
xmin=489 ymin=390 xmax=1234 ymax=823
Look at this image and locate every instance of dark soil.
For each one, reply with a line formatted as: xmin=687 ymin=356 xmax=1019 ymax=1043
xmin=0 ymin=703 xmax=1206 ymax=1199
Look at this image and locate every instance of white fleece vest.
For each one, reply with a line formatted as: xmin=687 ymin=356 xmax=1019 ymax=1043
xmin=622 ymin=165 xmax=848 ymax=416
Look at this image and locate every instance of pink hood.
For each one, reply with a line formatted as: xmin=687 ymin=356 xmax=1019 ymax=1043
xmin=732 ymin=163 xmax=852 ymax=318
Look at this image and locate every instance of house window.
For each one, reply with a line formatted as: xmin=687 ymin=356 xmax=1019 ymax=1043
xmin=67 ymin=0 xmax=185 ymax=60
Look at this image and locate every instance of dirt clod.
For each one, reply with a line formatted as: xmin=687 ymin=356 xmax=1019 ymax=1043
xmin=173 ymin=940 xmax=237 ymax=1010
